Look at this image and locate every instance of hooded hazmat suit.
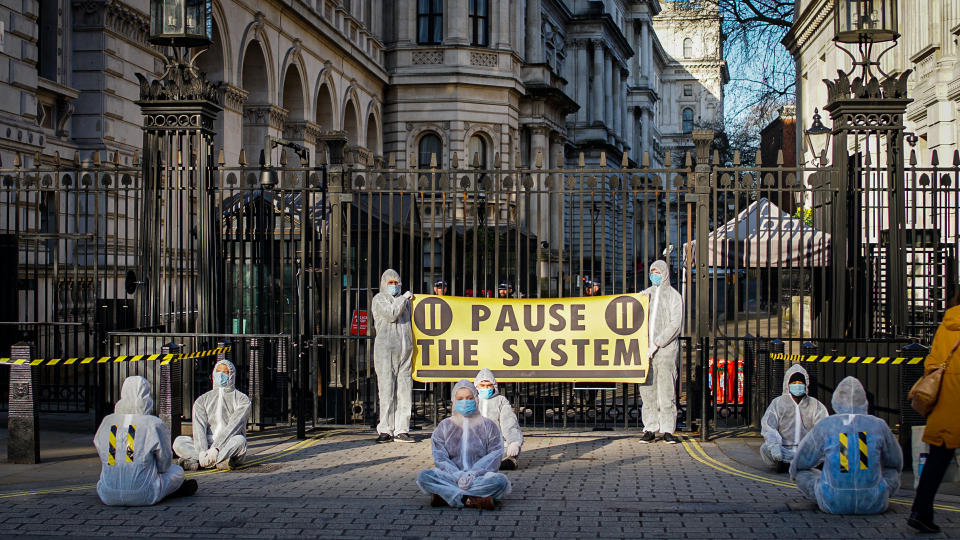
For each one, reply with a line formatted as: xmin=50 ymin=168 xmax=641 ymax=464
xmin=474 ymin=368 xmax=523 ymax=456
xmin=173 ymin=359 xmax=251 ymax=469
xmin=416 ymin=380 xmax=512 ymax=507
xmin=760 ymin=364 xmax=828 ymax=467
xmin=94 ymin=376 xmax=185 ymax=506
xmin=789 ymin=376 xmax=903 ymax=514
xmin=371 ymin=269 xmax=414 ymax=436
xmin=639 ymin=260 xmax=684 ymax=434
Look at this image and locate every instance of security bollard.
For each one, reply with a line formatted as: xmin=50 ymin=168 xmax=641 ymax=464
xmin=158 ymin=342 xmax=182 ymax=439
xmin=8 ymin=342 xmax=40 ymax=464
xmin=249 ymin=338 xmax=263 ymax=431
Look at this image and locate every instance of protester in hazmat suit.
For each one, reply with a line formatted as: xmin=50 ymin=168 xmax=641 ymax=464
xmin=94 ymin=376 xmax=198 ymax=505
xmin=760 ymin=364 xmax=829 ymax=472
xmin=417 ymin=380 xmax=512 ymax=509
xmin=790 ymin=376 xmax=903 ymax=514
xmin=371 ymin=268 xmax=415 ymax=443
xmin=474 ymin=368 xmax=523 ymax=470
xmin=638 ymin=260 xmax=684 ymax=444
xmin=173 ymin=359 xmax=251 ymax=470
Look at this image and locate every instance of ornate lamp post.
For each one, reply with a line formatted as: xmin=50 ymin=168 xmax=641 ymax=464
xmin=135 ymin=0 xmax=222 ymax=333
xmin=804 ymin=108 xmax=831 ymax=167
xmin=822 ymin=0 xmax=909 ymax=337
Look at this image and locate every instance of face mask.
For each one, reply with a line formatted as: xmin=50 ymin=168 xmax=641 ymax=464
xmin=387 ymin=284 xmax=401 ymax=296
xmin=454 ymin=399 xmax=477 ymax=416
xmin=214 ymin=372 xmax=230 ymax=387
xmin=650 ymin=273 xmax=663 ymax=286
xmin=478 ymin=388 xmax=494 ymax=400
xmin=789 ymin=383 xmax=805 ymax=397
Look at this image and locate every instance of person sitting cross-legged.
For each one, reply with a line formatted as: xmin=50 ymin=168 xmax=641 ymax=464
xmin=173 ymin=359 xmax=251 ymax=471
xmin=416 ymin=380 xmax=512 ymax=509
xmin=790 ymin=376 xmax=903 ymax=514
xmin=760 ymin=364 xmax=828 ymax=473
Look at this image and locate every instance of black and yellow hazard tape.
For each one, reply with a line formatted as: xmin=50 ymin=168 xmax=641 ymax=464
xmin=770 ymin=352 xmax=923 ymax=365
xmin=0 ymin=346 xmax=231 ymax=367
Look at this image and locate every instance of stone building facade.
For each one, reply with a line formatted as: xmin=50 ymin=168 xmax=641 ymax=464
xmin=0 ymin=0 xmax=725 ymax=293
xmin=786 ymin=0 xmax=960 ymax=166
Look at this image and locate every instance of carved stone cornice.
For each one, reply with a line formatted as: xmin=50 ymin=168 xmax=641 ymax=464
xmin=243 ymin=105 xmax=289 ymax=129
xmin=284 ymin=121 xmax=323 ymax=142
xmin=219 ymin=84 xmax=249 ymax=113
xmin=72 ymin=0 xmax=151 ymax=47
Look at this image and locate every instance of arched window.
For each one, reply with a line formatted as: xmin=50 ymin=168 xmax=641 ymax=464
xmin=418 ymin=133 xmax=442 ymax=168
xmin=469 ymin=0 xmax=489 ymax=47
xmin=417 ymin=0 xmax=443 ymax=45
xmin=683 ymin=38 xmax=693 ymax=59
xmin=468 ymin=135 xmax=487 ymax=167
xmin=682 ymin=108 xmax=694 ymax=133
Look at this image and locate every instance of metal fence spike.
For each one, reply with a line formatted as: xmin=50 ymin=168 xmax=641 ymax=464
xmin=239 ymin=149 xmax=247 ymax=167
xmin=687 ymin=152 xmax=694 ymax=167
xmin=599 ymin=151 xmax=606 ymax=168
xmin=473 ymin=151 xmax=481 ymax=168
xmin=664 ymin=152 xmax=672 ymax=168
xmin=776 ymin=149 xmax=784 ymax=165
xmin=13 ymin=153 xmax=21 ymax=168
xmin=931 ymin=149 xmax=939 ymax=167
xmin=642 ymin=151 xmax=650 ymax=167
xmin=954 ymin=149 xmax=960 ymax=167
xmin=578 ymin=152 xmax=585 ymax=168
xmin=754 ymin=150 xmax=762 ymax=166
xmin=34 ymin=152 xmax=41 ymax=167
xmin=451 ymin=152 xmax=459 ymax=169
xmin=54 ymin=151 xmax=61 ymax=167
xmin=712 ymin=149 xmax=720 ymax=165
xmin=93 ymin=151 xmax=102 ymax=166
xmin=133 ymin=151 xmax=140 ymax=166
xmin=217 ymin=149 xmax=225 ymax=167
xmin=909 ymin=149 xmax=917 ymax=166
xmin=388 ymin=152 xmax=396 ymax=168
xmin=535 ymin=150 xmax=543 ymax=169
xmin=259 ymin=149 xmax=266 ymax=167
xmin=430 ymin=152 xmax=438 ymax=169
xmin=494 ymin=152 xmax=501 ymax=168
xmin=73 ymin=151 xmax=80 ymax=166
xmin=279 ymin=149 xmax=288 ymax=166
xmin=733 ymin=150 xmax=741 ymax=166
xmin=113 ymin=151 xmax=121 ymax=165
xmin=621 ymin=151 xmax=629 ymax=168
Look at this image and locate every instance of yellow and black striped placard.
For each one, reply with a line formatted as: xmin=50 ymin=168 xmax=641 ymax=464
xmin=0 ymin=346 xmax=231 ymax=367
xmin=770 ymin=352 xmax=922 ymax=365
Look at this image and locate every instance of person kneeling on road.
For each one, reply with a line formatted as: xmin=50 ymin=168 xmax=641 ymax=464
xmin=474 ymin=368 xmax=523 ymax=470
xmin=94 ymin=376 xmax=198 ymax=505
xmin=790 ymin=376 xmax=902 ymax=514
xmin=173 ymin=359 xmax=251 ymax=471
xmin=760 ymin=364 xmax=828 ymax=473
xmin=417 ymin=380 xmax=512 ymax=510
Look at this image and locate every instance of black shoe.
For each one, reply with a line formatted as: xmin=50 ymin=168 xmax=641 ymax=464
xmin=639 ymin=431 xmax=657 ymax=443
xmin=499 ymin=457 xmax=518 ymax=470
xmin=907 ymin=512 xmax=941 ymax=533
xmin=167 ymin=479 xmax=198 ymax=500
xmin=776 ymin=461 xmax=790 ymax=474
xmin=393 ymin=433 xmax=415 ymax=443
xmin=376 ymin=433 xmax=393 ymax=443
xmin=662 ymin=433 xmax=679 ymax=444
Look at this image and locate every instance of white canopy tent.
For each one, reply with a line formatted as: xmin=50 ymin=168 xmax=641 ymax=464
xmin=683 ymin=198 xmax=831 ymax=268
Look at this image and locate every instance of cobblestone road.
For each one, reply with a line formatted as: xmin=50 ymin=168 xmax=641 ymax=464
xmin=0 ymin=428 xmax=957 ymax=538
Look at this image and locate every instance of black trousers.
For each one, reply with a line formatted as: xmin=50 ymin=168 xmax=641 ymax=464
xmin=911 ymin=443 xmax=957 ymax=518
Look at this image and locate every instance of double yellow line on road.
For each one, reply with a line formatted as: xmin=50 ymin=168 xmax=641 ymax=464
xmin=0 ymin=429 xmax=341 ymax=499
xmin=680 ymin=436 xmax=960 ymax=513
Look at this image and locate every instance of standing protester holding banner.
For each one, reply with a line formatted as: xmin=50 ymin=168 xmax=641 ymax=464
xmin=638 ymin=260 xmax=684 ymax=444
xmin=371 ymin=269 xmax=416 ymax=443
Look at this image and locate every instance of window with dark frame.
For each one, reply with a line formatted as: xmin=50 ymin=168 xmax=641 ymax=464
xmin=417 ymin=0 xmax=443 ymax=45
xmin=469 ymin=0 xmax=489 ymax=47
xmin=682 ymin=108 xmax=694 ymax=133
xmin=37 ymin=0 xmax=59 ymax=81
xmin=418 ymin=133 xmax=443 ymax=168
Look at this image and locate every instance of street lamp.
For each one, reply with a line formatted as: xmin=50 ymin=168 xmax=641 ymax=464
xmin=149 ymin=0 xmax=212 ymax=47
xmin=833 ymin=0 xmax=899 ymax=80
xmin=804 ymin=108 xmax=831 ymax=167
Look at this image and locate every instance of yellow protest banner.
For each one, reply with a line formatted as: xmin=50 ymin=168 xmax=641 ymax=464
xmin=411 ymin=294 xmax=649 ymax=383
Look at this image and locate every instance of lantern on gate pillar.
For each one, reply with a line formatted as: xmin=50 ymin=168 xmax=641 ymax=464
xmin=149 ymin=0 xmax=212 ymax=48
xmin=834 ymin=0 xmax=898 ymax=43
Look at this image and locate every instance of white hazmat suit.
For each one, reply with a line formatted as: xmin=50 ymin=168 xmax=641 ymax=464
xmin=474 ymin=368 xmax=523 ymax=459
xmin=173 ymin=359 xmax=251 ymax=469
xmin=760 ymin=364 xmax=828 ymax=468
xmin=639 ymin=260 xmax=684 ymax=435
xmin=371 ymin=268 xmax=414 ymax=437
xmin=789 ymin=376 xmax=903 ymax=514
xmin=416 ymin=380 xmax=512 ymax=507
xmin=94 ymin=376 xmax=185 ymax=506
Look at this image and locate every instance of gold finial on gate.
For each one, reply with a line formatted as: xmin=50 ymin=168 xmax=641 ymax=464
xmin=176 ymin=150 xmax=182 ymax=166
xmin=239 ymin=149 xmax=248 ymax=167
xmin=777 ymin=149 xmax=784 ymax=166
xmin=388 ymin=152 xmax=396 ymax=168
xmin=494 ymin=152 xmax=501 ymax=168
xmin=217 ymin=149 xmax=225 ymax=167
xmin=688 ymin=152 xmax=695 ymax=168
xmin=754 ymin=150 xmax=762 ymax=166
xmin=578 ymin=152 xmax=585 ymax=168
xmin=34 ymin=152 xmax=41 ymax=167
xmin=642 ymin=152 xmax=650 ymax=167
xmin=54 ymin=152 xmax=61 ymax=167
xmin=472 ymin=151 xmax=481 ymax=168
xmin=451 ymin=152 xmax=459 ymax=169
xmin=133 ymin=151 xmax=140 ymax=167
xmin=535 ymin=150 xmax=543 ymax=169
xmin=430 ymin=152 xmax=438 ymax=169
xmin=733 ymin=150 xmax=741 ymax=166
xmin=73 ymin=151 xmax=80 ymax=167
xmin=599 ymin=151 xmax=606 ymax=168
xmin=664 ymin=152 xmax=672 ymax=168
xmin=621 ymin=152 xmax=629 ymax=169
xmin=13 ymin=153 xmax=21 ymax=168
xmin=93 ymin=151 xmax=102 ymax=166
xmin=712 ymin=150 xmax=719 ymax=165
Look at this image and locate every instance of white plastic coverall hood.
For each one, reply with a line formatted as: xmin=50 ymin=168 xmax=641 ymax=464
xmin=94 ymin=376 xmax=184 ymax=505
xmin=759 ymin=363 xmax=828 ymax=466
xmin=416 ymin=379 xmax=512 ymax=506
xmin=474 ymin=368 xmax=523 ymax=447
xmin=789 ymin=376 xmax=903 ymax=514
xmin=371 ymin=268 xmax=414 ymax=435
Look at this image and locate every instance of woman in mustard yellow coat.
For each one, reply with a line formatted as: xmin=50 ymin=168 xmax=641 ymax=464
xmin=908 ymin=291 xmax=960 ymax=534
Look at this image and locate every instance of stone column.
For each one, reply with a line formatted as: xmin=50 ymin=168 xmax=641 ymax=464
xmin=158 ymin=342 xmax=182 ymax=440
xmin=625 ymin=107 xmax=635 ymax=162
xmin=612 ymin=64 xmax=622 ymax=136
xmin=447 ymin=0 xmax=468 ymax=44
xmin=576 ymin=42 xmax=589 ymax=123
xmin=516 ymin=0 xmax=526 ymax=57
xmin=592 ymin=40 xmax=604 ymax=125
xmin=7 ymin=342 xmax=39 ymax=464
xmin=620 ymin=73 xmax=628 ymax=148
xmin=605 ymin=50 xmax=615 ymax=131
xmin=641 ymin=20 xmax=650 ymax=83
xmin=644 ymin=108 xmax=653 ymax=161
xmin=630 ymin=21 xmax=640 ymax=86
xmin=549 ymin=137 xmax=565 ymax=258
xmin=525 ymin=0 xmax=542 ymax=63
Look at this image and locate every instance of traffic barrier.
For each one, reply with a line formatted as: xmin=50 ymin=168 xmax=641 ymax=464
xmin=770 ymin=352 xmax=922 ymax=365
xmin=0 ymin=346 xmax=231 ymax=367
